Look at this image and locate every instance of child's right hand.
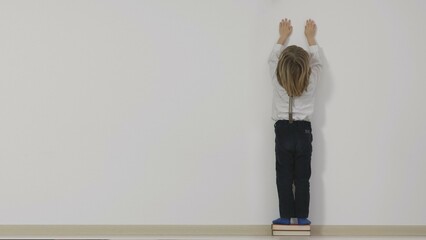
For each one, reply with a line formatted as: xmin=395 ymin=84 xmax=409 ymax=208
xmin=304 ymin=19 xmax=317 ymax=46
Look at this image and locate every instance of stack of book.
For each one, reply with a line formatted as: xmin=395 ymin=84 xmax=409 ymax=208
xmin=271 ymin=224 xmax=311 ymax=236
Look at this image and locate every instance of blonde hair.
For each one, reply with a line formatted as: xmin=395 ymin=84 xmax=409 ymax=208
xmin=276 ymin=45 xmax=311 ymax=97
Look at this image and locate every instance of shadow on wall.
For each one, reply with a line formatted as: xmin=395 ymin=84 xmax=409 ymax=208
xmin=311 ymin=46 xmax=333 ymax=224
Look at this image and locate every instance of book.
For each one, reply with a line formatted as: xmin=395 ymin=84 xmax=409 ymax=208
xmin=272 ymin=224 xmax=311 ymax=231
xmin=271 ymin=224 xmax=311 ymax=236
xmin=272 ymin=230 xmax=310 ymax=236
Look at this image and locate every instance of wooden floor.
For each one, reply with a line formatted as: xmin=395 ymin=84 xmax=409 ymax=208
xmin=130 ymin=237 xmax=424 ymax=240
xmin=112 ymin=237 xmax=426 ymax=240
xmin=113 ymin=237 xmax=426 ymax=240
xmin=34 ymin=236 xmax=426 ymax=240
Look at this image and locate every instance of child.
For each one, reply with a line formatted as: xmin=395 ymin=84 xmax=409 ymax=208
xmin=268 ymin=19 xmax=322 ymax=225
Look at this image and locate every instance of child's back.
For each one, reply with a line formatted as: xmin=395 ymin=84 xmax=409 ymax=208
xmin=268 ymin=30 xmax=322 ymax=122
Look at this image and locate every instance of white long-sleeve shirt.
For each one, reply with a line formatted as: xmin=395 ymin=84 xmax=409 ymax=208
xmin=268 ymin=43 xmax=322 ymax=122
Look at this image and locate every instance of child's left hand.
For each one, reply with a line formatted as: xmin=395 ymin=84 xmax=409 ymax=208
xmin=279 ymin=18 xmax=293 ymax=39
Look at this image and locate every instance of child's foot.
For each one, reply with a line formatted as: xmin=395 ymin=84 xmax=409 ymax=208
xmin=272 ymin=217 xmax=291 ymax=225
xmin=297 ymin=218 xmax=311 ymax=225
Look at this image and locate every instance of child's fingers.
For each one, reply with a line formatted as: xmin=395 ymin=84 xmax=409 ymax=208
xmin=305 ymin=19 xmax=316 ymax=28
xmin=279 ymin=18 xmax=292 ymax=34
xmin=281 ymin=18 xmax=290 ymax=23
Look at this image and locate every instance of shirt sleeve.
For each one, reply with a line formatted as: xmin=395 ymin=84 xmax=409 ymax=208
xmin=307 ymin=45 xmax=322 ymax=75
xmin=306 ymin=45 xmax=323 ymax=92
xmin=267 ymin=43 xmax=285 ymax=84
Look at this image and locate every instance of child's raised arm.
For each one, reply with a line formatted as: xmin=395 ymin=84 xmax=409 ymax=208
xmin=305 ymin=19 xmax=322 ymax=84
xmin=268 ymin=19 xmax=292 ymax=80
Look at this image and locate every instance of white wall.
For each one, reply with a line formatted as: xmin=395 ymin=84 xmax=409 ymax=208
xmin=0 ymin=0 xmax=425 ymax=225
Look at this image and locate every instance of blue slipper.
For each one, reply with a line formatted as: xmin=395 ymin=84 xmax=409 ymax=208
xmin=297 ymin=218 xmax=311 ymax=225
xmin=272 ymin=217 xmax=291 ymax=225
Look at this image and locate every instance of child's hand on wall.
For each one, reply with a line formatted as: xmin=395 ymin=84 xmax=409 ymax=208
xmin=305 ymin=19 xmax=317 ymax=46
xmin=277 ymin=18 xmax=292 ymax=45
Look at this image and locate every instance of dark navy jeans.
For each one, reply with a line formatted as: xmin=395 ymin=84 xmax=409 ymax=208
xmin=274 ymin=119 xmax=312 ymax=218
